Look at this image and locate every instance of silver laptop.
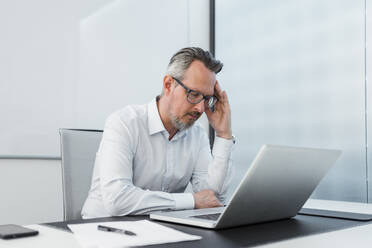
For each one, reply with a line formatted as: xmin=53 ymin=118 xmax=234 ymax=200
xmin=150 ymin=144 xmax=341 ymax=229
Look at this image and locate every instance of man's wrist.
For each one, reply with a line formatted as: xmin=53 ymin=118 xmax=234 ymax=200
xmin=216 ymin=132 xmax=232 ymax=140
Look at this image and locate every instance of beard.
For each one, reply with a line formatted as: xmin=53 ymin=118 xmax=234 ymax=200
xmin=169 ymin=108 xmax=201 ymax=131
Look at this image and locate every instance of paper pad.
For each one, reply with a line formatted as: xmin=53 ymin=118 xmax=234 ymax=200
xmin=68 ymin=220 xmax=201 ymax=248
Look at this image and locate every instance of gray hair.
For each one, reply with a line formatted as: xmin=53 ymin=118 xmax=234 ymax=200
xmin=166 ymin=47 xmax=223 ymax=80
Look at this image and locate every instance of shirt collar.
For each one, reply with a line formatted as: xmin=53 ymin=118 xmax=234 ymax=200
xmin=147 ymin=96 xmax=189 ymax=139
xmin=174 ymin=129 xmax=188 ymax=140
xmin=148 ymin=97 xmax=166 ymax=135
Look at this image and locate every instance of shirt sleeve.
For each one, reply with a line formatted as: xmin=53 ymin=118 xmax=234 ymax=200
xmin=190 ymin=129 xmax=235 ymax=204
xmin=98 ymin=113 xmax=194 ymax=216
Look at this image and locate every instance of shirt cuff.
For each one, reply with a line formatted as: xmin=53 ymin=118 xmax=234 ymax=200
xmin=171 ymin=193 xmax=195 ymax=210
xmin=212 ymin=136 xmax=235 ymax=159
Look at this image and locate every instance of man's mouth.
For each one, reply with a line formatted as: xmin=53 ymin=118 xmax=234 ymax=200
xmin=187 ymin=112 xmax=201 ymax=120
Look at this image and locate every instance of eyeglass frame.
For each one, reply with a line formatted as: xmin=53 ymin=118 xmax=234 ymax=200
xmin=172 ymin=76 xmax=218 ymax=109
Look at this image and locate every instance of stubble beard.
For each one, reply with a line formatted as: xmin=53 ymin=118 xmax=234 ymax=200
xmin=169 ymin=108 xmax=201 ymax=131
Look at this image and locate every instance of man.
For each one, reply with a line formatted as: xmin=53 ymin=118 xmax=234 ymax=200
xmin=82 ymin=47 xmax=235 ymax=218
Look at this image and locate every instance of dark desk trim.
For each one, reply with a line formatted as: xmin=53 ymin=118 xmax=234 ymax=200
xmin=44 ymin=214 xmax=370 ymax=247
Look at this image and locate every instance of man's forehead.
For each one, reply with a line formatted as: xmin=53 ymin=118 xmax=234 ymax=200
xmin=182 ymin=63 xmax=216 ymax=95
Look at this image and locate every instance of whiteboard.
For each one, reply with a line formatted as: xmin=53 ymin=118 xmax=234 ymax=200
xmin=0 ymin=0 xmax=208 ymax=157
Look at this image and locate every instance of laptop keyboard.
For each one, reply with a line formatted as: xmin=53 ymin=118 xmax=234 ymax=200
xmin=191 ymin=213 xmax=221 ymax=221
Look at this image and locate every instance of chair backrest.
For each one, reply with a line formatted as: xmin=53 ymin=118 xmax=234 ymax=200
xmin=59 ymin=128 xmax=103 ymax=221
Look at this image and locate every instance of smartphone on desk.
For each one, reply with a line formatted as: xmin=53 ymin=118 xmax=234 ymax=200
xmin=0 ymin=224 xmax=39 ymax=239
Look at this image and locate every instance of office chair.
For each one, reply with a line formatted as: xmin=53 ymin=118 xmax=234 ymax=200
xmin=59 ymin=128 xmax=103 ymax=221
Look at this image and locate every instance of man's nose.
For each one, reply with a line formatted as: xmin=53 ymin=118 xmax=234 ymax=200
xmin=194 ymin=100 xmax=205 ymax=113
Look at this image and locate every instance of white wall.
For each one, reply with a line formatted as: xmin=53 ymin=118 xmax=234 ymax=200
xmin=0 ymin=0 xmax=210 ymax=224
xmin=0 ymin=159 xmax=63 ymax=225
xmin=0 ymin=0 xmax=210 ymax=157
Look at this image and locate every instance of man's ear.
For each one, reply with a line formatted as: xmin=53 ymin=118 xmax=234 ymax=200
xmin=163 ymin=75 xmax=174 ymax=96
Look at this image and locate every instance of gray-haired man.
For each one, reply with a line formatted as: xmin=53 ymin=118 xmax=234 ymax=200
xmin=82 ymin=47 xmax=235 ymax=218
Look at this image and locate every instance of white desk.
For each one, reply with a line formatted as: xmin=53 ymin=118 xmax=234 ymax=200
xmin=1 ymin=199 xmax=372 ymax=248
xmin=2 ymin=222 xmax=372 ymax=248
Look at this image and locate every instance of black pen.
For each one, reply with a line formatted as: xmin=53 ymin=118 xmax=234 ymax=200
xmin=97 ymin=224 xmax=137 ymax=236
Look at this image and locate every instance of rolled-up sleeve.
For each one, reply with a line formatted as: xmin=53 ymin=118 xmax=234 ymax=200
xmin=190 ymin=130 xmax=234 ymax=204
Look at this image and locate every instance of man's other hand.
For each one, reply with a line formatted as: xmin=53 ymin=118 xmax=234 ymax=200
xmin=193 ymin=189 xmax=223 ymax=209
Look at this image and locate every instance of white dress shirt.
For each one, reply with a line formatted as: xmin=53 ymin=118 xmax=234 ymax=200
xmin=81 ymin=98 xmax=234 ymax=218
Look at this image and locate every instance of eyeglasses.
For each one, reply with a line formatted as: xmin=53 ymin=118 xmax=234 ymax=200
xmin=172 ymin=77 xmax=218 ymax=109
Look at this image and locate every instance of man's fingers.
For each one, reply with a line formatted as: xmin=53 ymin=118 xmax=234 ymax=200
xmin=222 ymin=91 xmax=230 ymax=107
xmin=215 ymin=201 xmax=223 ymax=207
xmin=212 ymin=199 xmax=223 ymax=207
xmin=214 ymin=81 xmax=223 ymax=98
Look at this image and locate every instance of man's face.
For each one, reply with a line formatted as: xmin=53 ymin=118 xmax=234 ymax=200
xmin=168 ymin=60 xmax=216 ymax=131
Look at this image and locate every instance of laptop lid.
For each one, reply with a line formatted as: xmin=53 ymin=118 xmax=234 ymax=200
xmin=214 ymin=144 xmax=342 ymax=228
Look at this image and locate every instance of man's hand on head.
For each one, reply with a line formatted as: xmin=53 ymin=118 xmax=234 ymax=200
xmin=193 ymin=189 xmax=223 ymax=209
xmin=205 ymin=81 xmax=232 ymax=139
